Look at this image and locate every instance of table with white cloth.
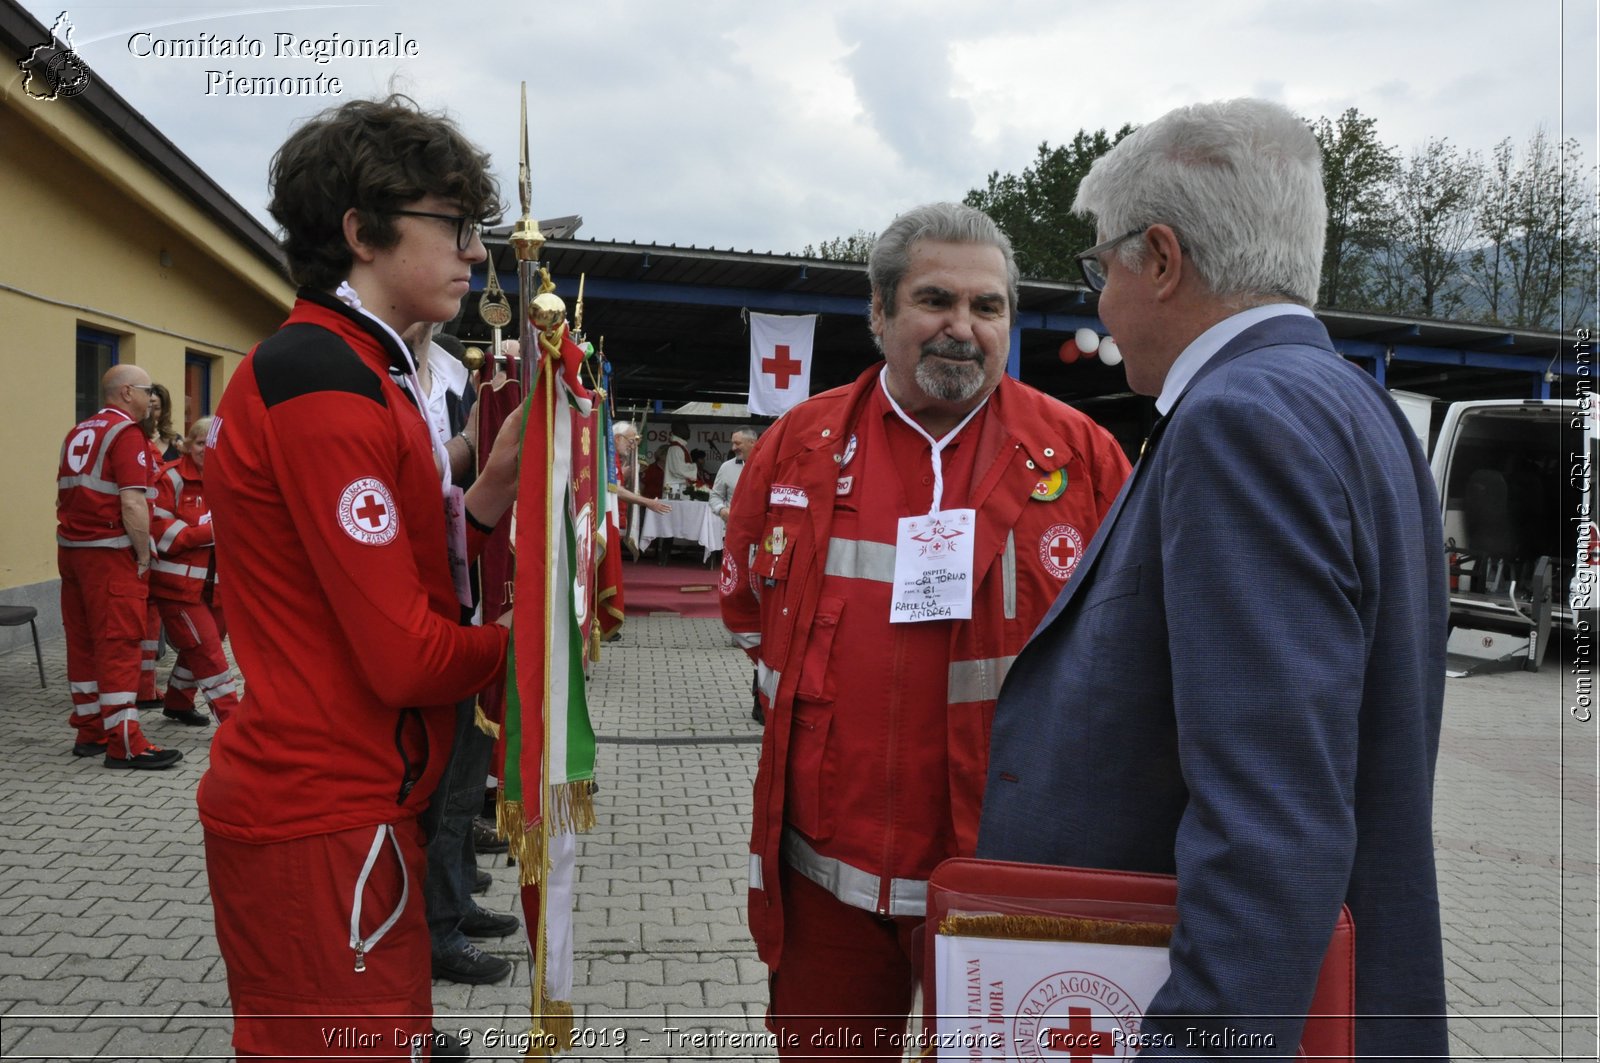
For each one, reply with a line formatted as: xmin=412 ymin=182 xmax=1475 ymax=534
xmin=638 ymin=499 xmax=725 ymax=561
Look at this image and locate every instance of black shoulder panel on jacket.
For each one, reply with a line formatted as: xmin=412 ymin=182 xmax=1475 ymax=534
xmin=254 ymin=323 xmax=387 ymax=409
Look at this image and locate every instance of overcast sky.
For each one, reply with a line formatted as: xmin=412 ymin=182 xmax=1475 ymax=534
xmin=15 ymin=0 xmax=1598 ymax=254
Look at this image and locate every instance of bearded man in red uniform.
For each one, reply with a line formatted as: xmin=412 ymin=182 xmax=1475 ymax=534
xmin=720 ymin=202 xmax=1132 ymax=1057
xmin=56 ymin=363 xmax=182 ymax=769
xmin=201 ymin=96 xmax=522 ymax=1061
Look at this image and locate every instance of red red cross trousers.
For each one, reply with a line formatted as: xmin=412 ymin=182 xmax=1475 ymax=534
xmin=761 ymin=344 xmax=803 ymax=389
xmin=1042 ymin=1007 xmax=1116 ymax=1061
xmin=354 ymin=492 xmax=388 ymax=530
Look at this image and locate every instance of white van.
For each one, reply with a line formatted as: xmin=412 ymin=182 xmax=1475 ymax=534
xmin=1427 ymin=397 xmax=1595 ymax=670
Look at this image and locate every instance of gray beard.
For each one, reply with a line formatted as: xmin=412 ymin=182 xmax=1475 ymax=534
xmin=915 ymin=348 xmax=986 ymax=402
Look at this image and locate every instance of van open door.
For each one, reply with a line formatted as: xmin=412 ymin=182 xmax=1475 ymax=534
xmin=1430 ymin=399 xmax=1583 ymax=673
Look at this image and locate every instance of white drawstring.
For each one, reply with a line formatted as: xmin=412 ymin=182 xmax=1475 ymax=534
xmin=348 ymin=824 xmax=410 ymax=972
xmin=877 ymin=367 xmax=990 ymax=514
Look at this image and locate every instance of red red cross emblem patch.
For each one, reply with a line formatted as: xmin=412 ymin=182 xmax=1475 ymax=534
xmin=338 ymin=477 xmax=399 ymax=546
xmin=1040 ymin=523 xmax=1084 ymax=580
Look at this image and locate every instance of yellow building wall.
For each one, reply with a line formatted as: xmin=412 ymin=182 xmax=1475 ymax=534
xmin=0 ymin=90 xmax=292 ymax=595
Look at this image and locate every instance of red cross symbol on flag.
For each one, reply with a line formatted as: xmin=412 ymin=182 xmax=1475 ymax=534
xmin=762 ymin=344 xmax=803 ymax=389
xmin=1042 ymin=1007 xmax=1117 ymax=1060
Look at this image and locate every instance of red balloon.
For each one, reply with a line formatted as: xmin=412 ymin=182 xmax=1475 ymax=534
xmin=1058 ymin=339 xmax=1081 ymax=364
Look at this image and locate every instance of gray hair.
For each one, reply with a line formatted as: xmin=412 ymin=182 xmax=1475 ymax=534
xmin=612 ymin=420 xmax=637 ymax=438
xmin=868 ymin=202 xmax=1020 ymax=318
xmin=1074 ymin=98 xmax=1326 ymax=307
xmin=733 ymin=426 xmax=762 ymax=441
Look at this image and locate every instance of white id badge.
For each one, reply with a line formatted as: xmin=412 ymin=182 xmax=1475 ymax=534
xmin=890 ymin=508 xmax=976 ymax=623
xmin=443 ymin=485 xmax=472 ymax=610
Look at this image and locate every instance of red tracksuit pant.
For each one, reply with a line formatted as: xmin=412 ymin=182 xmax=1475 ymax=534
xmin=58 ymin=547 xmax=154 ymax=758
xmin=137 ymin=602 xmax=160 ymax=702
xmin=769 ymin=863 xmax=923 ymax=1060
xmin=155 ymin=597 xmax=239 ymax=721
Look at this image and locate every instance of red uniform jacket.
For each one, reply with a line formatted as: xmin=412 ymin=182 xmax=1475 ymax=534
xmin=57 ymin=407 xmax=151 ymax=549
xmin=720 ymin=365 xmax=1129 ymax=968
xmin=150 ymin=454 xmax=217 ymax=603
xmin=200 ymin=290 xmax=508 ymax=843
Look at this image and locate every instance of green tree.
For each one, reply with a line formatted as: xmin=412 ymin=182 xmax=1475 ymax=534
xmin=962 ymin=126 xmax=1134 ymax=280
xmin=1467 ymin=130 xmax=1597 ymax=330
xmin=801 ymin=230 xmax=876 ymax=262
xmin=1372 ymin=138 xmax=1481 ymax=319
xmin=1312 ymin=108 xmax=1399 ymax=310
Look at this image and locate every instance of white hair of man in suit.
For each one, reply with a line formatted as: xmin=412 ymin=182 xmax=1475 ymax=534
xmin=1075 ymin=98 xmax=1326 ymax=308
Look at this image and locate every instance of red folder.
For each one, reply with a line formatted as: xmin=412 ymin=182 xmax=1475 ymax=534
xmin=924 ymin=858 xmax=1354 ymax=1062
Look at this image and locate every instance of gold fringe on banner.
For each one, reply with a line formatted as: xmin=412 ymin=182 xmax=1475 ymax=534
xmin=495 ymin=796 xmax=547 ymax=888
xmin=548 ymin=781 xmax=596 ymax=837
xmin=474 ymin=704 xmax=502 ymax=740
xmin=938 ymin=913 xmax=1172 ymax=949
xmin=520 ymin=974 xmax=577 ymax=1059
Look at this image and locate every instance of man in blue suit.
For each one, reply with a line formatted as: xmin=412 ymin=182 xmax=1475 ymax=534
xmin=977 ymin=98 xmax=1449 ymax=1061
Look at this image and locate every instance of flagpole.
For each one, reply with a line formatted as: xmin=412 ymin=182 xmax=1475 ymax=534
xmin=508 ymin=78 xmax=559 ymax=1056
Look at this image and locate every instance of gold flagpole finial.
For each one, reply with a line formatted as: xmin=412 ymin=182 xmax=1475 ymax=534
xmin=510 ymin=81 xmax=546 ymax=263
xmin=573 ymin=274 xmax=586 ymax=336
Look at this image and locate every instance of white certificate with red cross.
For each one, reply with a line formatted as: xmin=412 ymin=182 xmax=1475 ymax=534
xmin=933 ymin=931 xmax=1170 ymax=1061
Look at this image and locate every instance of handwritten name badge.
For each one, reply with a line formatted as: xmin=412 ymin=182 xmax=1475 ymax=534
xmin=890 ymin=508 xmax=976 ymax=623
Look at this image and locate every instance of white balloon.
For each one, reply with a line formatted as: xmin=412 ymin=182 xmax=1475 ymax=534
xmin=1099 ymin=339 xmax=1123 ymax=366
xmin=1074 ymin=327 xmax=1101 ymax=354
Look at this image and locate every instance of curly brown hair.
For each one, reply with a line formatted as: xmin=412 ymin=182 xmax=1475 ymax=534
xmin=268 ymin=94 xmax=503 ymax=291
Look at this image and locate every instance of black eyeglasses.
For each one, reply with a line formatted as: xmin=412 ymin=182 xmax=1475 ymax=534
xmin=1075 ymin=228 xmax=1149 ymax=293
xmin=390 ymin=209 xmax=483 ymax=252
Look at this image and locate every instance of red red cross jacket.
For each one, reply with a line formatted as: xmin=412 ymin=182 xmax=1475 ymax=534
xmin=720 ymin=364 xmax=1130 ymax=969
xmin=199 ymin=290 xmax=508 ymax=843
xmin=56 ymin=407 xmax=152 ymax=549
xmin=150 ymin=453 xmax=217 ymax=603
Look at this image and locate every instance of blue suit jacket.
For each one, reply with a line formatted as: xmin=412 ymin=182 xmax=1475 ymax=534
xmin=977 ymin=314 xmax=1450 ymax=1060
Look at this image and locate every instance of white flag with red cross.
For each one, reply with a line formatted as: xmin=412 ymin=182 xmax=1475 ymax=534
xmin=748 ymin=312 xmax=817 ymax=417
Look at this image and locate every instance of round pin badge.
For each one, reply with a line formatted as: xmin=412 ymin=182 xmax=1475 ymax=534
xmin=1031 ymin=467 xmax=1067 ymax=501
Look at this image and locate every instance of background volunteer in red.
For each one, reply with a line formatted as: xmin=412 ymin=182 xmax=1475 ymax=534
xmin=148 ymin=416 xmax=238 ymax=726
xmin=201 ymin=95 xmax=522 ymax=1061
xmin=55 ymin=363 xmax=183 ymax=770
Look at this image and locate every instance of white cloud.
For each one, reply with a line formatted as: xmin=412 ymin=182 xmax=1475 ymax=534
xmin=13 ymin=0 xmax=1592 ymax=253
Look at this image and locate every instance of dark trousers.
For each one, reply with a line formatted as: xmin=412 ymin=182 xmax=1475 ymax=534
xmin=420 ymin=698 xmax=495 ymax=956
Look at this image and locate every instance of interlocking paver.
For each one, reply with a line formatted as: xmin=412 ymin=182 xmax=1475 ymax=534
xmin=1 ymin=607 xmax=1595 ymax=1059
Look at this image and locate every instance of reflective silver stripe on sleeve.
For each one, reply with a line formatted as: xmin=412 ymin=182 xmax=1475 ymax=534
xmin=156 ymin=520 xmax=188 ymax=553
xmin=57 ymin=534 xmax=133 ymax=549
xmin=748 ymin=852 xmax=764 ymax=890
xmin=151 ymin=559 xmax=209 ymax=580
xmin=756 ymin=661 xmax=780 ymax=701
xmin=947 ymin=656 xmax=1017 ymax=704
xmin=824 ymin=537 xmax=896 ymax=583
xmin=781 ymin=829 xmax=926 ymax=917
xmin=1003 ymin=530 xmax=1017 ymax=620
xmin=732 ymin=631 xmax=762 ymax=650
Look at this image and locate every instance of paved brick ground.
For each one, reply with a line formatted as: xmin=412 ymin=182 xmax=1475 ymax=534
xmin=0 ymin=617 xmax=1594 ymax=1060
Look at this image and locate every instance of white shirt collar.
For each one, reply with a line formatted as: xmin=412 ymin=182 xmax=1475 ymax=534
xmin=1155 ymin=303 xmax=1316 ymax=414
